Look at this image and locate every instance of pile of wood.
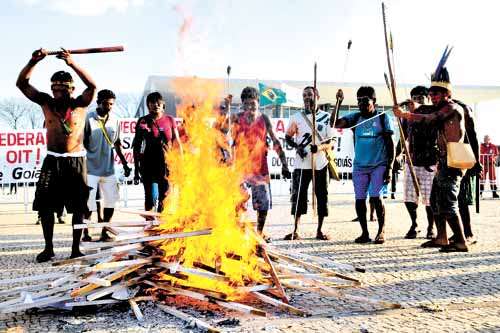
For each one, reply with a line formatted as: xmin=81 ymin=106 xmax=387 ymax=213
xmin=0 ymin=210 xmax=400 ymax=332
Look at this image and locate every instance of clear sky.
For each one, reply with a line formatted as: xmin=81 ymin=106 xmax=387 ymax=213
xmin=2 ymin=0 xmax=500 ymax=138
xmin=2 ymin=0 xmax=500 ymax=97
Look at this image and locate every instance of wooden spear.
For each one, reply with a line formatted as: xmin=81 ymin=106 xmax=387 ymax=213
xmin=381 ymin=2 xmax=421 ymax=197
xmin=311 ymin=62 xmax=318 ymax=215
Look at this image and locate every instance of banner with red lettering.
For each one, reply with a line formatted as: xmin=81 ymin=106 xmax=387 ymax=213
xmin=0 ymin=118 xmax=354 ymax=184
xmin=0 ymin=129 xmax=47 ymax=183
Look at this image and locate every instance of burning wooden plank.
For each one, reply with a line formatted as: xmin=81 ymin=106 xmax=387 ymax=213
xmin=156 ymin=303 xmax=220 ymax=333
xmin=53 ymin=243 xmax=143 ymax=266
xmin=71 ymin=264 xmax=144 ymax=297
xmin=155 ymin=262 xmax=229 ymax=282
xmin=82 ymin=276 xmax=112 ymax=287
xmin=267 ymin=250 xmax=361 ymax=285
xmin=114 ymin=232 xmax=147 ymax=241
xmin=129 ymin=299 xmax=144 ymax=321
xmin=86 ymin=277 xmax=142 ymax=301
xmin=251 ymin=292 xmax=309 ymax=316
xmin=81 ymin=228 xmax=213 ymax=251
xmin=75 ymin=220 xmax=160 ymax=229
xmin=146 ymin=281 xmax=267 ymax=317
xmin=237 ymin=284 xmax=273 ymax=293
xmin=119 ymin=209 xmax=161 ymax=218
xmin=65 ymin=299 xmax=121 ymax=307
xmin=260 ymin=247 xmax=289 ymax=304
xmin=225 ymin=252 xmax=242 ymax=260
xmin=93 ymin=258 xmax=154 ymax=271
xmin=50 ymin=268 xmax=92 ymax=287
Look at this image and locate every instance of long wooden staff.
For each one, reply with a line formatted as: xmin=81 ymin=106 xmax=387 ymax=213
xmin=382 ymin=2 xmax=421 ymax=197
xmin=475 ymin=173 xmax=480 ymax=213
xmin=311 ymin=62 xmax=318 ymax=215
xmin=226 ymin=65 xmax=234 ymax=163
xmin=46 ymin=46 xmax=124 ymax=55
xmin=329 ymin=40 xmax=350 ymax=127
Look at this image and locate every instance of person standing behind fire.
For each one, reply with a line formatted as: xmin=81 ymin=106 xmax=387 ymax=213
xmin=480 ymin=135 xmax=499 ymax=198
xmin=232 ymin=87 xmax=291 ymax=241
xmin=82 ymin=89 xmax=131 ymax=242
xmin=133 ymin=92 xmax=182 ymax=213
xmin=284 ymin=86 xmax=334 ymax=241
xmin=16 ymin=48 xmax=96 ymax=262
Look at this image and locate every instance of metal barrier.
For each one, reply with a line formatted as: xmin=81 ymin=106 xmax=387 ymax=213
xmin=479 ymin=153 xmax=499 ymax=195
xmin=3 ymin=160 xmax=497 ymax=214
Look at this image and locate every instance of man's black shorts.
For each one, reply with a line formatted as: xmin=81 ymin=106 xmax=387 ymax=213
xmin=33 ymin=155 xmax=89 ymax=214
xmin=430 ymin=166 xmax=462 ymax=216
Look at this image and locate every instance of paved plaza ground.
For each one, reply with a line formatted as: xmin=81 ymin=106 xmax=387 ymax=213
xmin=0 ymin=186 xmax=499 ymax=332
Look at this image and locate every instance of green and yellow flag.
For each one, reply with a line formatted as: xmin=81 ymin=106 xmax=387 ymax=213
xmin=258 ymin=83 xmax=287 ymax=106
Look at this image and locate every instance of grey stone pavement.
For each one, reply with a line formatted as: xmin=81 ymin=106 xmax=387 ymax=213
xmin=0 ymin=186 xmax=500 ymax=332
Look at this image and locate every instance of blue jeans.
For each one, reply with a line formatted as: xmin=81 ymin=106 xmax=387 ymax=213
xmin=143 ymin=178 xmax=169 ymax=212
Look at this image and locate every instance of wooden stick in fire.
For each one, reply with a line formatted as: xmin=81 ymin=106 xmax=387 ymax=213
xmin=381 ymin=2 xmax=421 ymax=197
xmin=45 ymin=45 xmax=124 ymax=55
xmin=260 ymin=246 xmax=289 ymax=304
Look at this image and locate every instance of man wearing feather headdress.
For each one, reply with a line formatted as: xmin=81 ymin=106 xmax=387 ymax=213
xmin=393 ymin=64 xmax=470 ymax=252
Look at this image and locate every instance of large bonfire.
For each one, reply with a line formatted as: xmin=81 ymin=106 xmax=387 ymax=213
xmin=155 ymin=77 xmax=264 ymax=299
xmin=0 ymin=78 xmax=400 ymax=331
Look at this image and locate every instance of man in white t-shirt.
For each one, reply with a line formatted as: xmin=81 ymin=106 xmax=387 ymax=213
xmin=83 ymin=89 xmax=131 ymax=241
xmin=284 ymin=86 xmax=334 ymax=240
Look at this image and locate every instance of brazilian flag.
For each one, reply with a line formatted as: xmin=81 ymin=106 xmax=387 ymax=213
xmin=258 ymin=83 xmax=287 ymax=106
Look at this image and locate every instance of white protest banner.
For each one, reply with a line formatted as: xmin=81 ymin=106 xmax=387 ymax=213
xmin=266 ymin=118 xmax=354 ymax=176
xmin=0 ymin=129 xmax=47 ymax=184
xmin=0 ymin=117 xmax=354 ymax=184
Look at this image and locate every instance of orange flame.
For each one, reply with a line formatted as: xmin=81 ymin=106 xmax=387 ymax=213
xmin=154 ymin=77 xmax=265 ymax=299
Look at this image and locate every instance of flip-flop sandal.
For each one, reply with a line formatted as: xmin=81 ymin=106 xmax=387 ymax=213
xmin=404 ymin=229 xmax=418 ymax=239
xmin=260 ymin=234 xmax=272 ymax=243
xmin=82 ymin=235 xmax=92 ymax=242
xmin=354 ymin=235 xmax=371 ymax=244
xmin=36 ymin=250 xmax=55 ymax=263
xmin=421 ymin=240 xmax=445 ymax=248
xmin=284 ymin=233 xmax=300 ymax=240
xmin=439 ymin=244 xmax=469 ymax=253
xmin=373 ymin=236 xmax=385 ymax=244
xmin=467 ymin=237 xmax=478 ymax=245
xmin=315 ymin=233 xmax=330 ymax=241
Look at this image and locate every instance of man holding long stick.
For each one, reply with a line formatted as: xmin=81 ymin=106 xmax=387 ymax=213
xmin=16 ymin=48 xmax=96 ymax=262
xmin=284 ymin=86 xmax=334 ymax=241
xmin=394 ymin=68 xmax=470 ymax=252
